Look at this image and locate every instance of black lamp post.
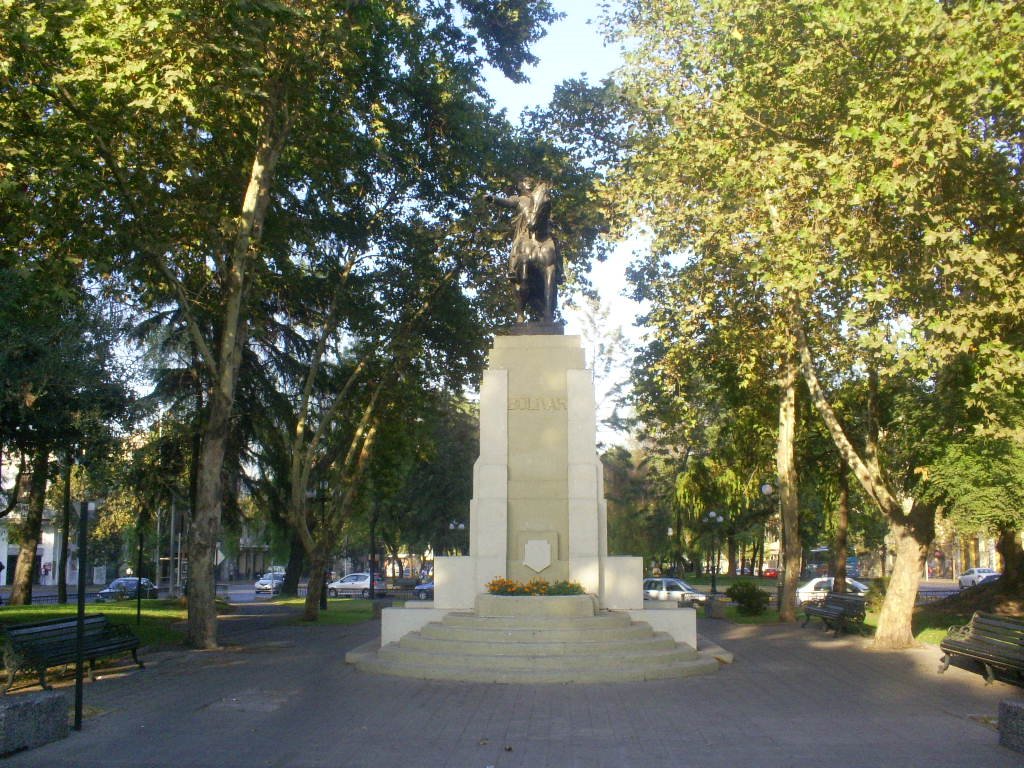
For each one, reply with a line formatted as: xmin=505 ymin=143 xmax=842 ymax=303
xmin=667 ymin=527 xmax=674 ymax=576
xmin=761 ymin=481 xmax=783 ymax=610
xmin=74 ymin=500 xmax=96 ymax=731
xmin=449 ymin=521 xmax=466 ymax=555
xmin=704 ymin=512 xmax=724 ymax=594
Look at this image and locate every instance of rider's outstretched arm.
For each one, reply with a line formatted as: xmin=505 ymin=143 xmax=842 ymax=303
xmin=485 ymin=192 xmax=520 ymax=209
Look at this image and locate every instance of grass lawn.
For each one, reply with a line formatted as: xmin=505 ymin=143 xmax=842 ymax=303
xmin=723 ymin=602 xmax=969 ymax=645
xmin=0 ymin=600 xmax=190 ymax=648
xmin=263 ymin=595 xmax=377 ymax=625
xmin=1 ymin=594 xmax=380 ymax=649
xmin=684 ymin=574 xmax=777 ymax=592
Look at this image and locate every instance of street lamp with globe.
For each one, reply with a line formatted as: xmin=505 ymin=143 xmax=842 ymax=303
xmin=704 ymin=512 xmax=725 ymax=594
xmin=760 ymin=481 xmax=782 ymax=609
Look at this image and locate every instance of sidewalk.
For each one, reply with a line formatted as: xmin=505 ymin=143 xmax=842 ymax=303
xmin=3 ymin=607 xmax=1021 ymax=767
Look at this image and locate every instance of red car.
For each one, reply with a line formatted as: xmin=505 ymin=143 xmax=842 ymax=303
xmin=761 ymin=567 xmax=779 ymax=579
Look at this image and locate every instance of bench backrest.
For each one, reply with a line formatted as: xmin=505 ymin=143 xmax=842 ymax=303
xmin=823 ymin=593 xmax=865 ymax=612
xmin=5 ymin=615 xmax=110 ymax=645
xmin=966 ymin=612 xmax=1024 ymax=648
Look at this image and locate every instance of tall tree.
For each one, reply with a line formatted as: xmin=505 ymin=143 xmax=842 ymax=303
xmin=606 ymin=0 xmax=1024 ymax=648
xmin=2 ymin=0 xmax=562 ymax=646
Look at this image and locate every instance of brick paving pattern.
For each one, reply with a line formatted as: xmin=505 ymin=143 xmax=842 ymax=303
xmin=2 ymin=605 xmax=1020 ymax=767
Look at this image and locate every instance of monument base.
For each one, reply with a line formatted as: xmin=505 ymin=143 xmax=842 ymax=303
xmin=355 ymin=596 xmax=723 ymax=684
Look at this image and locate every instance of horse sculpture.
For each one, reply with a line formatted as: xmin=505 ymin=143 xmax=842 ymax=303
xmin=486 ymin=178 xmax=562 ymax=324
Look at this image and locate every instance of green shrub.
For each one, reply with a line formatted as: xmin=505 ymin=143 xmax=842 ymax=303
xmin=865 ymin=576 xmax=888 ymax=612
xmin=547 ymin=580 xmax=585 ymax=595
xmin=725 ymin=579 xmax=770 ymax=616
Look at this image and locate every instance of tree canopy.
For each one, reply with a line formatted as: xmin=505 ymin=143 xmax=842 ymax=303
xmin=600 ymin=0 xmax=1024 ymax=645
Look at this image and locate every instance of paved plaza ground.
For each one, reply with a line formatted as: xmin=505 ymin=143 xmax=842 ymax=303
xmin=3 ymin=603 xmax=1021 ymax=767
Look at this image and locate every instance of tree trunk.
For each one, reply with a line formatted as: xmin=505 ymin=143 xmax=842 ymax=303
xmin=873 ymin=500 xmax=933 ymax=649
xmin=303 ymin=556 xmax=327 ymax=621
xmin=184 ymin=99 xmax=287 ymax=648
xmin=281 ymin=532 xmax=304 ymax=597
xmin=10 ymin=449 xmax=49 ymax=605
xmin=996 ymin=526 xmax=1023 ymax=591
xmin=832 ymin=465 xmax=849 ymax=593
xmin=777 ymin=354 xmax=801 ymax=621
xmin=186 ymin=389 xmax=232 ymax=649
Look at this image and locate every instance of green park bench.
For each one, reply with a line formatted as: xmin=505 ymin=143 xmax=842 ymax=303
xmin=2 ymin=614 xmax=143 ymax=693
xmin=938 ymin=612 xmax=1024 ymax=686
xmin=801 ymin=592 xmax=867 ymax=637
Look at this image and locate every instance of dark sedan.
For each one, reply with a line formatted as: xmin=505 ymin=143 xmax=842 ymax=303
xmin=413 ymin=581 xmax=434 ymax=600
xmin=95 ymin=577 xmax=159 ymax=602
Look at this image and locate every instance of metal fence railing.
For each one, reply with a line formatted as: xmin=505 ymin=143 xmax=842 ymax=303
xmin=915 ymin=589 xmax=959 ymax=605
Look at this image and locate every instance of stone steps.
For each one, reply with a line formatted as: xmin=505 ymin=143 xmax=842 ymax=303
xmin=387 ymin=638 xmax=692 ymax=667
xmin=356 ymin=648 xmax=719 ymax=684
xmin=349 ymin=604 xmax=721 ymax=684
xmin=420 ymin=618 xmax=654 ymax=643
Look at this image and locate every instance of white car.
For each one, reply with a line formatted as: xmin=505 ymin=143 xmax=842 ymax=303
xmin=326 ymin=572 xmax=387 ymax=598
xmin=958 ymin=567 xmax=998 ymax=589
xmin=643 ymin=577 xmax=707 ymax=604
xmin=254 ymin=572 xmax=284 ymax=595
xmin=795 ymin=577 xmax=869 ymax=605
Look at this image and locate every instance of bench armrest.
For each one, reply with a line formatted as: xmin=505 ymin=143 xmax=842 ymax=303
xmin=945 ymin=623 xmax=971 ymax=641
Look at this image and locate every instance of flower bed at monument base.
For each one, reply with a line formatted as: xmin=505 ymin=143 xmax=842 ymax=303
xmin=485 ymin=577 xmax=584 ymax=595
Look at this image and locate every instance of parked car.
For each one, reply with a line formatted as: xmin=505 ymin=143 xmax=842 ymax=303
xmin=795 ymin=577 xmax=869 ymax=605
xmin=95 ymin=577 xmax=159 ymax=602
xmin=413 ymin=581 xmax=434 ymax=600
xmin=760 ymin=567 xmax=779 ymax=579
xmin=959 ymin=567 xmax=999 ymax=589
xmin=643 ymin=577 xmax=707 ymax=604
xmin=327 ymin=572 xmax=387 ymax=598
xmin=254 ymin=572 xmax=285 ymax=595
xmin=977 ymin=573 xmax=1002 ymax=587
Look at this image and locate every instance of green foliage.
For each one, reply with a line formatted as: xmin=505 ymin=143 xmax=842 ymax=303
xmin=603 ymin=446 xmax=674 ymax=561
xmin=460 ymin=0 xmax=562 ymax=83
xmin=0 ymin=261 xmax=131 ymax=457
xmin=2 ymin=0 xmax=603 ymax=639
xmin=546 ymin=580 xmax=586 ymax=596
xmin=607 ymin=0 xmax=1024 ymax=438
xmin=925 ymin=437 xmax=1024 ymax=535
xmin=725 ymin=579 xmax=770 ymax=616
xmin=865 ymin=576 xmax=889 ymax=613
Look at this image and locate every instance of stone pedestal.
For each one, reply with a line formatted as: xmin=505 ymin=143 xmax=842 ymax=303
xmin=435 ymin=334 xmax=641 ymax=610
xmin=0 ymin=691 xmax=68 ymax=756
xmin=999 ymin=699 xmax=1024 ymax=753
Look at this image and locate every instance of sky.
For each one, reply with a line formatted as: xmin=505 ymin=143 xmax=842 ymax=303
xmin=483 ymin=3 xmax=623 ymax=122
xmin=482 ymin=2 xmax=645 ymax=443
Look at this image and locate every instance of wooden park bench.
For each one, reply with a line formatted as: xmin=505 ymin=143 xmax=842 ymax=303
xmin=2 ymin=614 xmax=143 ymax=693
xmin=801 ymin=592 xmax=867 ymax=636
xmin=938 ymin=612 xmax=1024 ymax=686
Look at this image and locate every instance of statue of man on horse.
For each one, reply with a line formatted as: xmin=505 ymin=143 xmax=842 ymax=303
xmin=486 ymin=178 xmax=563 ymax=324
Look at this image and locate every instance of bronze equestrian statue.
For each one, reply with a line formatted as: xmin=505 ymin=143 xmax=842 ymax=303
xmin=486 ymin=178 xmax=562 ymax=324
